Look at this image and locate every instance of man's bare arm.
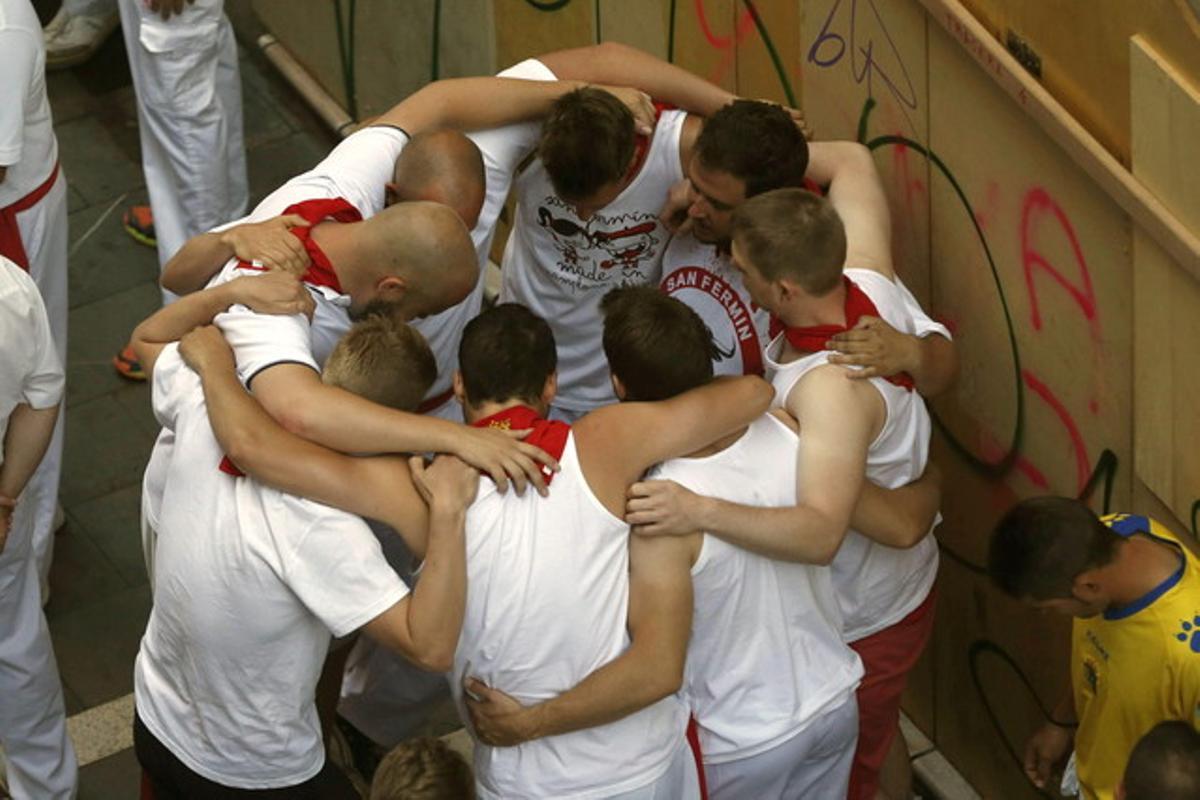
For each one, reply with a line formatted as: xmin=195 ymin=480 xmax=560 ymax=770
xmin=806 ymin=141 xmax=893 ymax=278
xmin=826 ymin=317 xmax=959 ymax=397
xmin=132 ymin=272 xmax=314 ymax=377
xmin=541 ymin=42 xmax=736 ymax=116
xmin=851 ymin=463 xmax=940 ymax=549
xmin=465 ymin=533 xmax=695 ymax=744
xmin=179 ymin=327 xmax=432 ymax=555
xmin=161 ymin=214 xmax=310 ymax=296
xmin=629 ymin=366 xmax=881 ymax=564
xmin=249 ymin=363 xmax=556 ymax=496
xmin=0 ymin=402 xmax=60 ymax=554
xmin=363 ymin=455 xmax=476 ymax=673
xmin=575 ymin=375 xmax=773 ymax=515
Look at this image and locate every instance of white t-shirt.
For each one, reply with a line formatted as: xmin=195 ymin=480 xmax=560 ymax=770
xmin=0 ymin=255 xmax=63 ymax=564
xmin=765 ymin=268 xmax=940 ymax=641
xmin=208 ymin=125 xmax=411 ymax=384
xmin=452 ymin=433 xmax=688 ymax=799
xmin=660 ymin=234 xmax=772 ymax=377
xmin=0 ymin=0 xmax=57 ymax=206
xmin=410 ymin=58 xmax=555 ymax=419
xmin=500 ymin=81 xmax=688 ymax=411
xmin=134 ymin=345 xmax=409 ymax=789
xmin=653 ymin=414 xmax=863 ymax=763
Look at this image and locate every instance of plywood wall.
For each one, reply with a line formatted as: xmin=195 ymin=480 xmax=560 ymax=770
xmin=250 ymin=2 xmax=1200 ymax=796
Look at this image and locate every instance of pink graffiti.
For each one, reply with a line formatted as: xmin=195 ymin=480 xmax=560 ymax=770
xmin=692 ymin=0 xmax=757 ymax=85
xmin=1020 ymin=187 xmax=1100 ymax=339
xmin=1022 ymin=369 xmax=1091 ymax=494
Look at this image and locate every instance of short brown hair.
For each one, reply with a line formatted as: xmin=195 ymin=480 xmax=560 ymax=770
xmin=695 ymin=100 xmax=809 ymax=197
xmin=458 ymin=303 xmax=556 ymax=407
xmin=540 ymin=87 xmax=636 ymax=201
xmin=601 ymin=286 xmax=716 ymax=401
xmin=987 ymin=496 xmax=1121 ymax=600
xmin=323 ymin=315 xmax=437 ymax=412
xmin=370 ymin=737 xmax=474 ymax=800
xmin=731 ymin=188 xmax=846 ymax=295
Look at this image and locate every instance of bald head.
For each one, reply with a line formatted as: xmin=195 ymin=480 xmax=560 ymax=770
xmin=392 ymin=130 xmax=486 ymax=229
xmin=357 ymin=201 xmax=478 ymax=319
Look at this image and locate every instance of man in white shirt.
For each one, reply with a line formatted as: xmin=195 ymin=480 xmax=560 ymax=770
xmin=629 ymin=143 xmax=947 ymax=800
xmin=660 ymin=101 xmax=958 ymax=393
xmin=466 ymin=287 xmax=940 ymax=799
xmin=127 ymin=275 xmax=478 ymax=796
xmin=184 ymin=299 xmax=774 ymax=798
xmin=0 ymin=256 xmax=74 ymax=800
xmin=0 ymin=0 xmax=70 ymax=602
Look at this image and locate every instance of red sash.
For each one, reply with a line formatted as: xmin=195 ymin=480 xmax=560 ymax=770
xmin=624 ymin=102 xmax=675 ymax=182
xmin=775 ymin=276 xmax=914 ymax=391
xmin=0 ymin=162 xmax=60 ymax=271
xmin=470 ymin=405 xmax=569 ymax=486
xmin=233 ymin=196 xmax=362 ymax=293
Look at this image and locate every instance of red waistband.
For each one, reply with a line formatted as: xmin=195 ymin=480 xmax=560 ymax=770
xmin=0 ymin=161 xmax=61 ymax=271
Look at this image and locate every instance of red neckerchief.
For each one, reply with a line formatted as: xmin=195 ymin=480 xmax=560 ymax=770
xmin=775 ymin=276 xmax=915 ymax=391
xmin=471 ymin=405 xmax=569 ymax=486
xmin=0 ymin=162 xmax=60 ymax=271
xmin=623 ymin=102 xmax=675 ymax=182
xmin=221 ymin=198 xmax=363 ymax=477
xmin=235 ymin=197 xmax=362 ymax=293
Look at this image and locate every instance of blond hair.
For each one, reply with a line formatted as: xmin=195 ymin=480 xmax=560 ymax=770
xmin=322 ymin=315 xmax=437 ymax=411
xmin=731 ymin=187 xmax=847 ymax=295
xmin=370 ymin=737 xmax=474 ymax=800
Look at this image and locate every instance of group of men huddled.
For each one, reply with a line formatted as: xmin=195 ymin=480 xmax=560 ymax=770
xmin=126 ymin=43 xmax=952 ymax=799
xmin=5 ymin=11 xmax=1200 ymax=799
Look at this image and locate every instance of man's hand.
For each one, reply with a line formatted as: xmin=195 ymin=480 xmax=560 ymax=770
xmin=228 ymin=272 xmax=316 ymax=320
xmin=826 ymin=316 xmax=920 ymax=381
xmin=1023 ymin=721 xmax=1073 ymax=790
xmin=626 ymin=480 xmax=703 ymax=536
xmin=218 ymin=214 xmax=311 ymax=276
xmin=450 ymin=427 xmax=559 ymax=498
xmin=0 ymin=495 xmax=14 ymax=556
xmin=464 ymin=678 xmax=540 ymax=746
xmin=148 ymin=0 xmax=196 ymax=21
xmin=179 ymin=325 xmax=236 ymax=377
xmin=658 ymin=179 xmax=695 ymax=236
xmin=596 ymin=85 xmax=655 ymax=135
xmin=409 ymin=454 xmax=479 ymax=511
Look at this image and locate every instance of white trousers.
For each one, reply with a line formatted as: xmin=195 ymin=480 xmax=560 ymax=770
xmin=14 ymin=173 xmax=68 ymax=598
xmin=608 ymin=741 xmax=701 ymax=800
xmin=0 ymin=498 xmax=77 ymax=799
xmin=117 ymin=0 xmax=247 ymax=291
xmin=705 ymin=696 xmax=859 ymax=800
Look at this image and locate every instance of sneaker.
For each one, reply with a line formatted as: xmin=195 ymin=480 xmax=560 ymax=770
xmin=122 ymin=205 xmax=157 ymax=249
xmin=113 ymin=343 xmax=147 ymax=381
xmin=44 ymin=6 xmax=121 ymax=71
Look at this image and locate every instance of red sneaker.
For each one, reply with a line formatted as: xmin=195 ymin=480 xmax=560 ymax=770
xmin=122 ymin=205 xmax=156 ymax=248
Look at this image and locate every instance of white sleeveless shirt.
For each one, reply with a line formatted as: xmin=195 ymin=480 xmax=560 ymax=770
xmin=660 ymin=233 xmax=772 ymax=377
xmin=765 ymin=268 xmax=939 ymax=642
xmin=451 ymin=433 xmax=688 ymax=799
xmin=652 ymin=414 xmax=863 ymax=763
xmin=500 ymin=111 xmax=687 ymax=412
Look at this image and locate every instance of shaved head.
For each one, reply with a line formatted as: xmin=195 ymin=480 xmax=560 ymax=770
xmin=358 ymin=201 xmax=478 ymax=319
xmin=392 ymin=130 xmax=486 ymax=229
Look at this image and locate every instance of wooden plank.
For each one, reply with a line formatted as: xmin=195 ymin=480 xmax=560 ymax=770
xmin=253 ymin=0 xmax=347 ymax=110
xmin=494 ymin=0 xmax=595 ymax=70
xmin=353 ymin=1 xmax=437 ymax=119
xmin=671 ymin=0 xmax=738 ymax=93
xmin=734 ymin=1 xmax=801 ymax=106
xmin=915 ymin=0 xmax=1200 ymax=286
xmin=800 ymin=0 xmax=932 ymax=304
xmin=1130 ymin=36 xmax=1200 ymax=524
xmin=597 ymin=0 xmax=670 ymax=59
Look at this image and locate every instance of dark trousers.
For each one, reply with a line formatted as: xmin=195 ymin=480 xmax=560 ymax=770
xmin=134 ymin=712 xmax=358 ymax=799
